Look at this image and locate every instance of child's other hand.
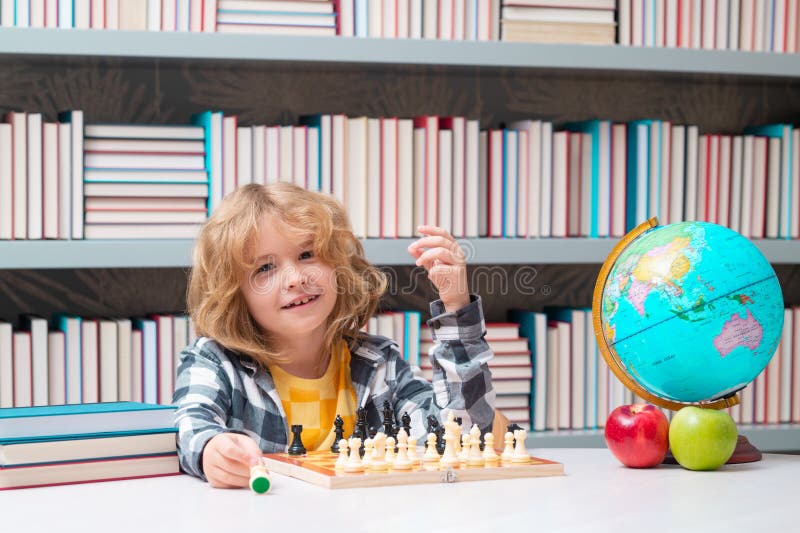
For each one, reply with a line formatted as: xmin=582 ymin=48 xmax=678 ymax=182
xmin=408 ymin=225 xmax=470 ymax=313
xmin=202 ymin=432 xmax=263 ymax=489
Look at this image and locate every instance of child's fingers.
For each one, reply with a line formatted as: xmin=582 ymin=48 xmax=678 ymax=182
xmin=415 ymin=247 xmax=461 ymax=268
xmin=206 ymin=463 xmax=250 ymax=489
xmin=416 ymin=225 xmax=454 ymax=240
xmin=217 ymin=433 xmax=262 ymax=466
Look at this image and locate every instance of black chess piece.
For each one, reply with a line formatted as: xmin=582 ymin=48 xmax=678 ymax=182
xmin=507 ymin=423 xmax=523 ymax=434
xmin=435 ymin=425 xmax=446 ymax=455
xmin=426 ymin=414 xmax=440 ymax=434
xmin=401 ymin=411 xmax=412 ymax=437
xmin=368 ymin=425 xmax=378 ymax=439
xmin=288 ymin=424 xmax=307 ymax=456
xmin=382 ymin=401 xmax=395 ymax=438
xmin=330 ymin=415 xmax=344 ymax=453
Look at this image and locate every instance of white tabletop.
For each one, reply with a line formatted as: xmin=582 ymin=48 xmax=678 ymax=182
xmin=3 ymin=448 xmax=795 ymax=533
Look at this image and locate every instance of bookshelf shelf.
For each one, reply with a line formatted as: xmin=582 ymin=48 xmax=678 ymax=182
xmin=1 ymin=28 xmax=800 ymax=78
xmin=533 ymin=424 xmax=800 ymax=453
xmin=0 ymin=238 xmax=797 ymax=269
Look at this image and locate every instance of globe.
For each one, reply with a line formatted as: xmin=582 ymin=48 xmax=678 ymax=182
xmin=592 ymin=218 xmax=785 ymax=410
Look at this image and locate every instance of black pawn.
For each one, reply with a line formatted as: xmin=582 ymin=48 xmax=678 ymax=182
xmin=288 ymin=424 xmax=307 ymax=456
xmin=330 ymin=415 xmax=344 ymax=454
xmin=368 ymin=426 xmax=378 ymax=439
xmin=401 ymin=411 xmax=412 ymax=437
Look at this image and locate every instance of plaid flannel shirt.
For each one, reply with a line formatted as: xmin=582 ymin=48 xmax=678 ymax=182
xmin=173 ymin=294 xmax=496 ymax=480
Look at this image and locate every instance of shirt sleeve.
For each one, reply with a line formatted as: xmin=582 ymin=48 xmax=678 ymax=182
xmin=172 ymin=340 xmax=234 ymax=481
xmin=391 ymin=294 xmax=496 ymax=437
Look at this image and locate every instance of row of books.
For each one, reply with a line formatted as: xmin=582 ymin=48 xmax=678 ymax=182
xmin=2 ymin=111 xmax=799 ymax=241
xmin=510 ymin=306 xmax=800 ymax=431
xmin=0 ymin=402 xmax=179 ymax=490
xmin=0 ymin=313 xmax=195 ymax=409
xmin=620 ymin=0 xmax=800 ymax=54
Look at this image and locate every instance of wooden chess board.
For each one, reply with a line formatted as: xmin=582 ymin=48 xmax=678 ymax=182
xmin=261 ymin=451 xmax=564 ymax=489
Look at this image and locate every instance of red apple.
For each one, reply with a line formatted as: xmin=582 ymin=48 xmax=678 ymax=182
xmin=604 ymin=404 xmax=669 ymax=468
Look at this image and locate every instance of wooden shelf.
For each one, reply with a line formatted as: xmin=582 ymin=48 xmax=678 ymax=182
xmin=0 ymin=238 xmax=797 ymax=269
xmin=0 ymin=28 xmax=799 ymax=78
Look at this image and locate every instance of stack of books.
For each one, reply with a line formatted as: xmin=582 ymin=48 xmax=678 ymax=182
xmin=0 ymin=402 xmax=179 ymax=490
xmin=216 ymin=0 xmax=338 ymax=36
xmin=500 ymin=0 xmax=617 ymax=45
xmin=83 ymin=123 xmax=208 ymax=240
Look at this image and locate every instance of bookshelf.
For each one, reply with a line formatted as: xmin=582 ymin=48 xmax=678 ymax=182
xmin=0 ymin=27 xmax=798 ymax=449
xmin=1 ymin=28 xmax=799 ymax=78
xmin=1 ymin=238 xmax=799 ymax=269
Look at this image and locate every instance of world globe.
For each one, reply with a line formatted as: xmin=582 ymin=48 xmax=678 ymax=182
xmin=592 ymin=218 xmax=785 ymax=410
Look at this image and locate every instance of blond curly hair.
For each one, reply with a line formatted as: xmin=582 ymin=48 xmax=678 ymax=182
xmin=187 ymin=182 xmax=387 ymax=366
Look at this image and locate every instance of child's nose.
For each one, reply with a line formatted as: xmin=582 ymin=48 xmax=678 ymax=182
xmin=283 ymin=266 xmax=306 ymax=289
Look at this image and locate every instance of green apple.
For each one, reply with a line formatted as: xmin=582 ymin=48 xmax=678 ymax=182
xmin=668 ymin=406 xmax=738 ymax=471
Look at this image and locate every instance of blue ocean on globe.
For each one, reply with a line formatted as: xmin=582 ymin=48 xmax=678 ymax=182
xmin=599 ymin=221 xmax=784 ymax=403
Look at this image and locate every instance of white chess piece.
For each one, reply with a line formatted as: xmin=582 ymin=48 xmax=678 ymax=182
xmin=423 ymin=433 xmax=440 ymax=463
xmin=407 ymin=436 xmax=419 ymax=463
xmin=344 ymin=437 xmax=364 ymax=472
xmin=501 ymin=431 xmax=514 ymax=462
xmin=385 ymin=436 xmax=396 ymax=464
xmin=370 ymin=433 xmax=388 ymax=471
xmin=512 ymin=429 xmax=531 ymax=463
xmin=393 ymin=429 xmax=412 ymax=470
xmin=482 ymin=433 xmax=500 ymax=464
xmin=460 ymin=433 xmax=471 ymax=463
xmin=440 ymin=424 xmax=459 ymax=469
xmin=362 ymin=438 xmax=374 ymax=468
xmin=334 ymin=439 xmax=349 ymax=470
xmin=467 ymin=424 xmax=485 ymax=467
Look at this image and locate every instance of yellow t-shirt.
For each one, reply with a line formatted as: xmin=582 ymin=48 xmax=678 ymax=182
xmin=268 ymin=340 xmax=358 ymax=451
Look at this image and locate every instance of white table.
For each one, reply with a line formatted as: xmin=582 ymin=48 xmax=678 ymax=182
xmin=3 ymin=449 xmax=795 ymax=533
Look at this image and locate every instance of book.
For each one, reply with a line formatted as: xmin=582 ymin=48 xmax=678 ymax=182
xmin=0 ymin=402 xmax=176 ymax=440
xmin=0 ymin=430 xmax=177 ymax=466
xmin=0 ymin=453 xmax=179 ymax=490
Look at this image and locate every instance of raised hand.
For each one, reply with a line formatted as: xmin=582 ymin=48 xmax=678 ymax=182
xmin=407 ymin=225 xmax=470 ymax=313
xmin=202 ymin=432 xmax=263 ymax=488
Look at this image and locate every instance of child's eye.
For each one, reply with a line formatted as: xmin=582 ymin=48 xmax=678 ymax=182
xmin=256 ymin=263 xmax=275 ymax=274
xmin=299 ymin=250 xmax=314 ymax=260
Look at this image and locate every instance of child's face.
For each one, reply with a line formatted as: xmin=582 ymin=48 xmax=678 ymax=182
xmin=241 ymin=214 xmax=338 ymax=346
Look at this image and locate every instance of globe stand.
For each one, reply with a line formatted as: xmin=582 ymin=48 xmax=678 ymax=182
xmin=662 ymin=435 xmax=762 ymax=465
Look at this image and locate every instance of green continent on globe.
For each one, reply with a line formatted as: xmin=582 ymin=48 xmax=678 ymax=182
xmin=598 ymin=221 xmax=784 ymax=403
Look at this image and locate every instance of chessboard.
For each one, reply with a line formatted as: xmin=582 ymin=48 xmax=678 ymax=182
xmin=261 ymin=451 xmax=564 ymax=489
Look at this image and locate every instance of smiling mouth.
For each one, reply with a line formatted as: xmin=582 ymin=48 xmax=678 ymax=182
xmin=282 ymin=295 xmax=320 ymax=309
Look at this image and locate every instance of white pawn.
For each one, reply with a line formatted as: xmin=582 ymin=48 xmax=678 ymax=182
xmin=407 ymin=436 xmax=419 ymax=463
xmin=393 ymin=429 xmax=412 ymax=470
xmin=345 ymin=437 xmax=364 ymax=472
xmin=385 ymin=436 xmax=396 ymax=464
xmin=482 ymin=433 xmax=500 ymax=465
xmin=501 ymin=431 xmax=514 ymax=462
xmin=362 ymin=438 xmax=374 ymax=468
xmin=467 ymin=424 xmax=485 ymax=467
xmin=423 ymin=433 xmax=440 ymax=463
xmin=335 ymin=439 xmax=349 ymax=470
xmin=459 ymin=433 xmax=471 ymax=463
xmin=512 ymin=429 xmax=531 ymax=463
